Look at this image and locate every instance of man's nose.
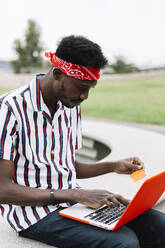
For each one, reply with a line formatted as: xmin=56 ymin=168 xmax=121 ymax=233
xmin=80 ymin=89 xmax=89 ymax=100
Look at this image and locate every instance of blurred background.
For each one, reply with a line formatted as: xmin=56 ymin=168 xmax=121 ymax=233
xmin=1 ymin=0 xmax=165 ymax=221
xmin=0 ymin=0 xmax=165 ymax=124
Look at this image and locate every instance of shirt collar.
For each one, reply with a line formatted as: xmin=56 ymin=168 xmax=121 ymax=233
xmin=29 ymin=74 xmax=69 ymax=114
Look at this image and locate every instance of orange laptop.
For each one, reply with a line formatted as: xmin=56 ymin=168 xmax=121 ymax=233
xmin=59 ymin=171 xmax=165 ymax=231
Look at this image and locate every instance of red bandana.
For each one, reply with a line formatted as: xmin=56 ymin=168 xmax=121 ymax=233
xmin=45 ymin=52 xmax=100 ymax=80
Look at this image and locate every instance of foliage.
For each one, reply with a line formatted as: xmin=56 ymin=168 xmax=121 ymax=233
xmin=10 ymin=20 xmax=44 ymax=73
xmin=110 ymin=56 xmax=140 ymax=74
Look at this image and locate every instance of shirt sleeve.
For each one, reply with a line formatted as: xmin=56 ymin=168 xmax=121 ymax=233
xmin=75 ymin=105 xmax=82 ymax=150
xmin=0 ymin=103 xmax=17 ymax=161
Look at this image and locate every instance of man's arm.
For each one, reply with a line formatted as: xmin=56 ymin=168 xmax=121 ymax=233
xmin=75 ymin=157 xmax=144 ymax=179
xmin=0 ymin=159 xmax=129 ymax=209
xmin=0 ymin=159 xmax=80 ymax=206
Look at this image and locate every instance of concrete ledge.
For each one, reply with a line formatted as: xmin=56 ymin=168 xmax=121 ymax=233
xmin=0 ymin=216 xmax=53 ymax=248
xmin=78 ymin=119 xmax=165 ymax=202
xmin=76 ymin=135 xmax=111 ymax=162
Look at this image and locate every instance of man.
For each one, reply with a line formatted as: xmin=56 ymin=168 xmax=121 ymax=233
xmin=0 ymin=35 xmax=165 ymax=248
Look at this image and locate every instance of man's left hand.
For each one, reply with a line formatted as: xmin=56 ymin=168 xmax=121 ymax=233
xmin=113 ymin=157 xmax=144 ymax=174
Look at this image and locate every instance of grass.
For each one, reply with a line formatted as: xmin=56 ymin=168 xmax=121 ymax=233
xmin=81 ymin=76 xmax=165 ymax=125
xmin=0 ymin=88 xmax=13 ymax=96
xmin=0 ymin=75 xmax=165 ymax=125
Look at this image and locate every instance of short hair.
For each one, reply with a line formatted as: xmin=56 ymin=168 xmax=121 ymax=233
xmin=55 ymin=35 xmax=108 ymax=69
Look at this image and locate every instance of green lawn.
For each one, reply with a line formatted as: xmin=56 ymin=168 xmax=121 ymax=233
xmin=0 ymin=88 xmax=13 ymax=96
xmin=81 ymin=76 xmax=165 ymax=125
xmin=0 ymin=75 xmax=165 ymax=124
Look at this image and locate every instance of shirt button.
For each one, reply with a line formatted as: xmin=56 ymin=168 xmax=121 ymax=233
xmin=51 ymin=150 xmax=54 ymax=154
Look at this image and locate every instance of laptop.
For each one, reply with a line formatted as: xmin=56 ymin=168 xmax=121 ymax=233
xmin=59 ymin=171 xmax=165 ymax=231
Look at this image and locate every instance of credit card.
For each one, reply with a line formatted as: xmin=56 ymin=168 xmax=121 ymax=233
xmin=130 ymin=169 xmax=146 ymax=182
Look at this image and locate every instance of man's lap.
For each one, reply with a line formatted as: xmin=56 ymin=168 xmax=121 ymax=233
xmin=127 ymin=208 xmax=165 ymax=247
xmin=19 ymin=207 xmax=165 ymax=248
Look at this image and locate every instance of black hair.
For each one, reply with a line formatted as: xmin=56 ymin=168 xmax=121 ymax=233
xmin=55 ymin=35 xmax=108 ymax=68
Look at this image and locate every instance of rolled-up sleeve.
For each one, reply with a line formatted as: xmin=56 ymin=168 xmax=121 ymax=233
xmin=0 ymin=104 xmax=17 ymax=161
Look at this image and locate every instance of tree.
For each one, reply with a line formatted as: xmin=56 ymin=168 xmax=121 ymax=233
xmin=11 ymin=20 xmax=44 ymax=73
xmin=110 ymin=56 xmax=140 ymax=74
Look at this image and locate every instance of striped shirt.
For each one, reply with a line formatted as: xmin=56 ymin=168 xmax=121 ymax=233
xmin=0 ymin=74 xmax=82 ymax=232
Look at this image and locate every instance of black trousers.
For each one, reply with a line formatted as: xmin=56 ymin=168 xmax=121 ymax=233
xmin=19 ymin=208 xmax=165 ymax=248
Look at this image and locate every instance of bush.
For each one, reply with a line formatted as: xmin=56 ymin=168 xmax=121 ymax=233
xmin=110 ymin=56 xmax=140 ymax=74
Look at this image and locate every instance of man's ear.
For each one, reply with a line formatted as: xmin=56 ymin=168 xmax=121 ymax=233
xmin=52 ymin=68 xmax=64 ymax=80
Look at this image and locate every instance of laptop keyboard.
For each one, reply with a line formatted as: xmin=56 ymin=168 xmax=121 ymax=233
xmin=84 ymin=203 xmax=126 ymax=225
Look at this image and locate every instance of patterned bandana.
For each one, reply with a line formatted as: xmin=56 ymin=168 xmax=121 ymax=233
xmin=45 ymin=52 xmax=100 ymax=80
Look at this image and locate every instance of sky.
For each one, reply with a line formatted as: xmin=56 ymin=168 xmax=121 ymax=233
xmin=1 ymin=0 xmax=165 ymax=68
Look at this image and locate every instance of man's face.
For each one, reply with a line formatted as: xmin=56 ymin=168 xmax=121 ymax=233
xmin=55 ymin=74 xmax=97 ymax=108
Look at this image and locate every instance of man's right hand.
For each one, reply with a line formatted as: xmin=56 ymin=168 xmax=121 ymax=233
xmin=71 ymin=189 xmax=129 ymax=210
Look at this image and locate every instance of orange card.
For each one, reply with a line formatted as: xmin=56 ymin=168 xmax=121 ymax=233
xmin=130 ymin=169 xmax=146 ymax=182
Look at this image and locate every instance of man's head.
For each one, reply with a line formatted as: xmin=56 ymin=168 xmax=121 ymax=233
xmin=44 ymin=35 xmax=108 ymax=108
xmin=55 ymin=35 xmax=107 ymax=68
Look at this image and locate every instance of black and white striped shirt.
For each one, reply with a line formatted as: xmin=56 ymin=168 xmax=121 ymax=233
xmin=0 ymin=75 xmax=82 ymax=232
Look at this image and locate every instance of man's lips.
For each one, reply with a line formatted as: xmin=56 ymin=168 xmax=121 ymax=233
xmin=71 ymin=99 xmax=83 ymax=103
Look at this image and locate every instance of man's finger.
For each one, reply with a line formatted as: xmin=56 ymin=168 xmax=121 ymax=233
xmin=126 ymin=157 xmax=144 ymax=166
xmin=132 ymin=157 xmax=145 ymax=167
xmin=124 ymin=163 xmax=142 ymax=174
xmin=132 ymin=163 xmax=143 ymax=171
xmin=104 ymin=198 xmax=114 ymax=210
xmin=116 ymin=195 xmax=130 ymax=206
xmin=106 ymin=196 xmax=121 ymax=209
